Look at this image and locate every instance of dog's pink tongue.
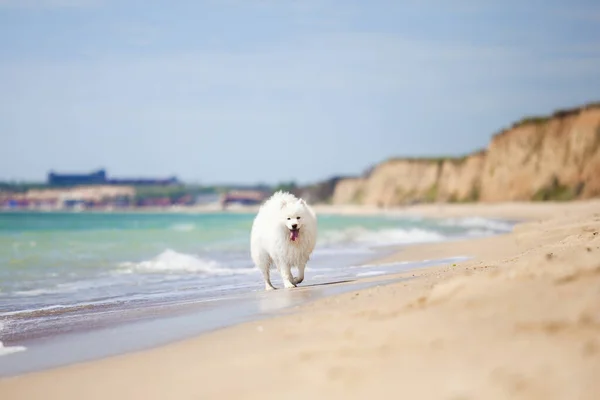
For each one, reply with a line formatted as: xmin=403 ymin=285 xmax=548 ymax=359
xmin=290 ymin=230 xmax=299 ymax=241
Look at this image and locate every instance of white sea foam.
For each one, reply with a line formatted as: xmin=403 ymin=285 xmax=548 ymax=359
xmin=320 ymin=227 xmax=446 ymax=247
xmin=0 ymin=322 xmax=26 ymax=356
xmin=169 ymin=223 xmax=196 ymax=232
xmin=0 ymin=299 xmax=116 ymax=318
xmin=118 ymin=249 xmax=256 ymax=276
xmin=0 ymin=341 xmax=26 ymax=356
xmin=13 ymin=288 xmax=62 ymax=297
xmin=440 ymin=217 xmax=514 ymax=232
xmin=13 ymin=278 xmax=122 ymax=297
xmin=355 ymin=270 xmax=385 ymax=277
xmin=0 ymin=304 xmax=72 ymax=317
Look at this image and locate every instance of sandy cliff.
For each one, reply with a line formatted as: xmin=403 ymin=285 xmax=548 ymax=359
xmin=480 ymin=105 xmax=600 ymax=201
xmin=333 ymin=103 xmax=600 ymax=205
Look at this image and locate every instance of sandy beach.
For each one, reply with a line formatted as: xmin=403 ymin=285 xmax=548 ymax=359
xmin=1 ymin=200 xmax=599 ymax=399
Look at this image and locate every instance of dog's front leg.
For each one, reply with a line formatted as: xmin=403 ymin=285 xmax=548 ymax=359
xmin=280 ymin=264 xmax=297 ymax=288
xmin=293 ymin=264 xmax=305 ymax=285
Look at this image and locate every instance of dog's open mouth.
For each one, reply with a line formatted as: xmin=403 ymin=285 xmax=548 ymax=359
xmin=289 ymin=228 xmax=300 ymax=241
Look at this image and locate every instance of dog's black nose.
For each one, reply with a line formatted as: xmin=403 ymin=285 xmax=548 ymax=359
xmin=292 ymin=224 xmax=298 ymax=229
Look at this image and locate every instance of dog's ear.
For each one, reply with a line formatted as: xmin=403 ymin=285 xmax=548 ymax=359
xmin=297 ymin=198 xmax=306 ymax=207
xmin=280 ymin=199 xmax=287 ymax=209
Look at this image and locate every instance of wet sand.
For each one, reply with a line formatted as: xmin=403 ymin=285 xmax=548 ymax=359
xmin=1 ymin=200 xmax=599 ymax=399
xmin=0 ymin=257 xmax=461 ymax=377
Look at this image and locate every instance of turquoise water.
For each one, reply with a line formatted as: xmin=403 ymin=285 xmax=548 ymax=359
xmin=0 ymin=211 xmax=513 ymax=344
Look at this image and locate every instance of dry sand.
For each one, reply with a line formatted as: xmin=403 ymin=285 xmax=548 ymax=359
xmin=1 ymin=201 xmax=599 ymax=399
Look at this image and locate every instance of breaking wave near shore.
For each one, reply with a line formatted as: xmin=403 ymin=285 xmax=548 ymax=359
xmin=117 ymin=249 xmax=255 ymax=276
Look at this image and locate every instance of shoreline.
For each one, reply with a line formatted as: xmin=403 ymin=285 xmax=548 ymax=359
xmin=0 ymin=270 xmax=423 ymax=377
xmin=1 ymin=200 xmax=599 ymax=399
xmin=0 ymin=252 xmax=470 ymax=376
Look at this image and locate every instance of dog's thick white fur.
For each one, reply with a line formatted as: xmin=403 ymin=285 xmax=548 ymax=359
xmin=250 ymin=191 xmax=317 ymax=290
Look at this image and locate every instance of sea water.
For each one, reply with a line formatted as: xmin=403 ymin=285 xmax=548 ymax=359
xmin=0 ymin=211 xmax=514 ymax=349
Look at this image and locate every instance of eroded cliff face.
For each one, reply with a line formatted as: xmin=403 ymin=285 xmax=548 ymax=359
xmin=332 ymin=103 xmax=600 ymax=205
xmin=480 ymin=106 xmax=600 ymax=201
xmin=331 ymin=178 xmax=366 ymax=204
xmin=359 ymin=160 xmax=440 ymax=207
xmin=437 ymin=152 xmax=486 ymax=202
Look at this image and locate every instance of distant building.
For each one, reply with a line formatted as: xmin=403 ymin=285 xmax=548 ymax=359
xmin=47 ymin=169 xmax=178 ymax=186
xmin=48 ymin=169 xmax=107 ymax=186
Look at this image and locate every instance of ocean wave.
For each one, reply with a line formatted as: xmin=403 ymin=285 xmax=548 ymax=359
xmin=440 ymin=217 xmax=514 ymax=232
xmin=0 ymin=322 xmax=26 ymax=355
xmin=0 ymin=341 xmax=26 ymax=357
xmin=12 ymin=278 xmax=122 ymax=297
xmin=12 ymin=288 xmax=62 ymax=297
xmin=117 ymin=249 xmax=256 ymax=276
xmin=0 ymin=302 xmax=101 ymax=318
xmin=355 ymin=270 xmax=385 ymax=277
xmin=320 ymin=227 xmax=446 ymax=247
xmin=169 ymin=223 xmax=196 ymax=232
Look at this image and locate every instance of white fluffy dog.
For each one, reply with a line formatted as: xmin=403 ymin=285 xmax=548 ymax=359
xmin=250 ymin=191 xmax=317 ymax=290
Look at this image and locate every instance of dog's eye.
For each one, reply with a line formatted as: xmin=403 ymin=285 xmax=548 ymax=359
xmin=296 ymin=217 xmax=301 ymax=220
xmin=287 ymin=217 xmax=291 ymax=220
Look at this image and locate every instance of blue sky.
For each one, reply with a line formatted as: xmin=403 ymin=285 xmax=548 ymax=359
xmin=1 ymin=1 xmax=599 ymax=184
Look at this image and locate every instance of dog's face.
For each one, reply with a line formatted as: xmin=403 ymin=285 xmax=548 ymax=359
xmin=281 ymin=199 xmax=308 ymax=242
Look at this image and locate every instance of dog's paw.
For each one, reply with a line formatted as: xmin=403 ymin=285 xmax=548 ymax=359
xmin=283 ymin=280 xmax=297 ymax=289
